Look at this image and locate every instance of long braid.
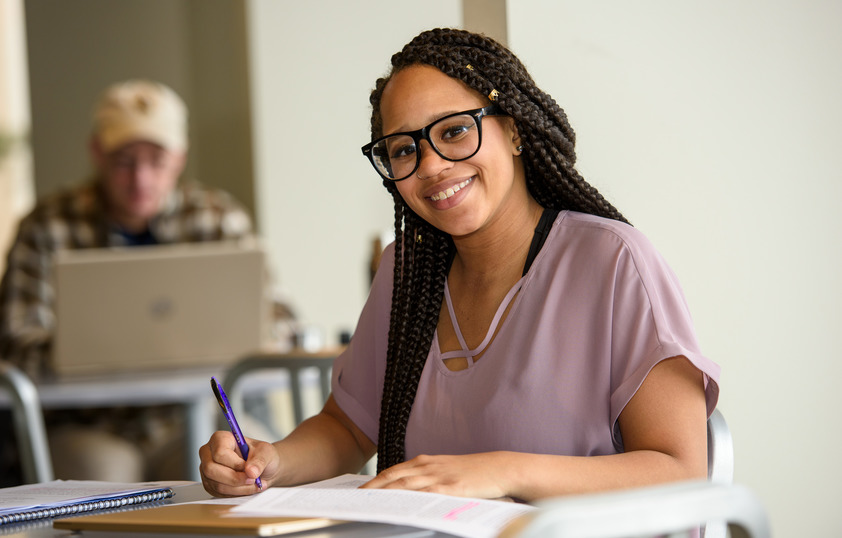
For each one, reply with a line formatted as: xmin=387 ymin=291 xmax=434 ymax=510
xmin=368 ymin=28 xmax=628 ymax=470
xmin=377 ymin=205 xmax=453 ymax=470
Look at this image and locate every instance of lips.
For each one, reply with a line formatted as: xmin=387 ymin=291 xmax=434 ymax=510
xmin=429 ymin=177 xmax=473 ymax=202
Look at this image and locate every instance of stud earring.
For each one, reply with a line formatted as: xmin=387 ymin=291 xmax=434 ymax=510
xmin=516 ymin=145 xmax=524 ymax=152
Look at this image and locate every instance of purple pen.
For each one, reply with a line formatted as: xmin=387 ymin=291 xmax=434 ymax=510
xmin=210 ymin=376 xmax=263 ymax=489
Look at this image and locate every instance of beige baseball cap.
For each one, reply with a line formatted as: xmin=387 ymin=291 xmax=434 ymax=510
xmin=92 ymin=80 xmax=188 ymax=153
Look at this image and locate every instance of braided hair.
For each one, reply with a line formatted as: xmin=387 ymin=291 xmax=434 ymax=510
xmin=367 ymin=28 xmax=628 ymax=471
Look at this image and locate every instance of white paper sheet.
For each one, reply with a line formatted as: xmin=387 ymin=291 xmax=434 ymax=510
xmin=230 ymin=474 xmax=535 ymax=538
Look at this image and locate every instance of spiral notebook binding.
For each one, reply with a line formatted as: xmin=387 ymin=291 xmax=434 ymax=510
xmin=0 ymin=487 xmax=173 ymax=526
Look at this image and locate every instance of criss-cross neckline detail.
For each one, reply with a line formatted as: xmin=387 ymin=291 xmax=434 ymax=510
xmin=439 ymin=276 xmax=525 ymax=367
xmin=436 ymin=208 xmax=559 ymax=369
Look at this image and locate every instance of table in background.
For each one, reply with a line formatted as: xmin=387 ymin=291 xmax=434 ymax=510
xmin=0 ymin=363 xmax=294 ymax=483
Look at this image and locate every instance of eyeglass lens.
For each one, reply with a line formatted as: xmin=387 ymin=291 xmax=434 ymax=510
xmin=372 ymin=113 xmax=481 ymax=180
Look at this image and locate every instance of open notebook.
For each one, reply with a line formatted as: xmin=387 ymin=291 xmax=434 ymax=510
xmin=52 ymin=241 xmax=269 ymax=376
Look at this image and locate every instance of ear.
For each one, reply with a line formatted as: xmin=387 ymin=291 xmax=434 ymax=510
xmin=507 ymin=118 xmax=523 ymax=156
xmin=171 ymin=149 xmax=188 ymax=177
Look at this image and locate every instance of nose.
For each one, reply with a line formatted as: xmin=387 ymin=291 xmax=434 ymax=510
xmin=130 ymin=159 xmax=157 ymax=185
xmin=414 ymin=140 xmax=451 ymax=180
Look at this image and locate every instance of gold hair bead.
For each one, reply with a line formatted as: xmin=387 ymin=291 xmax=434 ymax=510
xmin=416 ymin=234 xmax=423 ymax=244
xmin=466 ymin=64 xmax=499 ymax=101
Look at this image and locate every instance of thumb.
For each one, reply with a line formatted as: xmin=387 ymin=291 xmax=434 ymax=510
xmin=245 ymin=439 xmax=277 ymax=481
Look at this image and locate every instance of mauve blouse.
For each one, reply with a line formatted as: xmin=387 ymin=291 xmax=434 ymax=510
xmin=331 ymin=211 xmax=720 ymax=458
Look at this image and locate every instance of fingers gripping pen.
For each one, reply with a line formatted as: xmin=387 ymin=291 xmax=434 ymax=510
xmin=210 ymin=376 xmax=263 ymax=489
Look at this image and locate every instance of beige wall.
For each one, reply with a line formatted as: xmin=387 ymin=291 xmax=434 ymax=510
xmin=464 ymin=0 xmax=508 ymax=45
xmin=0 ymin=0 xmax=34 ymax=276
xmin=508 ymin=2 xmax=841 ymax=536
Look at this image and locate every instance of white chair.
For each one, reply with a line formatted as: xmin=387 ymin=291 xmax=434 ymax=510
xmin=0 ymin=361 xmax=54 ymax=483
xmin=500 ymin=480 xmax=770 ymax=538
xmin=707 ymin=408 xmax=733 ymax=484
xmin=705 ymin=408 xmax=734 ymax=538
xmin=222 ymin=350 xmax=336 ymax=429
xmin=222 ymin=349 xmax=383 ymax=474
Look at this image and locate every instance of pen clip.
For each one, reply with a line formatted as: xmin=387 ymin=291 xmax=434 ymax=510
xmin=210 ymin=376 xmax=227 ymax=410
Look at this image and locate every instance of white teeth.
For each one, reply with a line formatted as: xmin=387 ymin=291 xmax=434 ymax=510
xmin=431 ymin=178 xmax=473 ymax=201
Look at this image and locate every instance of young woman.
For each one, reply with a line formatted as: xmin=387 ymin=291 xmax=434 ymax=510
xmin=200 ymin=28 xmax=720 ymax=502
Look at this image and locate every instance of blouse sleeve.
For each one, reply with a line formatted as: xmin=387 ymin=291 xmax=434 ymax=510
xmin=330 ymin=243 xmax=395 ymax=445
xmin=606 ymin=225 xmax=721 ymax=448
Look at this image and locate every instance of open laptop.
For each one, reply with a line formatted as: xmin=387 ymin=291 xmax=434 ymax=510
xmin=52 ymin=240 xmax=270 ymax=377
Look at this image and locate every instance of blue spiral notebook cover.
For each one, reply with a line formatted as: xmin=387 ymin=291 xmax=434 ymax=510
xmin=0 ymin=480 xmax=176 ymax=526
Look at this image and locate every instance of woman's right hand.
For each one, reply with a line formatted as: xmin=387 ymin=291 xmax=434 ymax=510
xmin=199 ymin=430 xmax=280 ymax=497
xmin=199 ymin=397 xmax=376 ymax=496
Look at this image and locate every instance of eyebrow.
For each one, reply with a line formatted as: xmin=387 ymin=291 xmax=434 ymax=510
xmin=384 ymin=108 xmax=470 ymax=136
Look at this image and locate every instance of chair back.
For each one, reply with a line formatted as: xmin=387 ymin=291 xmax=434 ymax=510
xmin=501 ymin=481 xmax=770 ymax=538
xmin=0 ymin=361 xmax=54 ymax=483
xmin=704 ymin=408 xmax=735 ymax=537
xmin=222 ymin=350 xmax=337 ymax=429
xmin=707 ymin=408 xmax=734 ymax=484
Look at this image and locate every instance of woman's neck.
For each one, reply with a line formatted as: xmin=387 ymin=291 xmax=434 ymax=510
xmin=450 ymin=197 xmax=545 ymax=286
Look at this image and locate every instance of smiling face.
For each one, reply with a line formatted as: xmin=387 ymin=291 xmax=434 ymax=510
xmin=379 ymin=65 xmax=530 ymax=240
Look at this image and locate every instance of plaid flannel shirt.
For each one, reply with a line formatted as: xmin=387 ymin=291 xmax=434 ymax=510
xmin=0 ymin=178 xmax=254 ymax=377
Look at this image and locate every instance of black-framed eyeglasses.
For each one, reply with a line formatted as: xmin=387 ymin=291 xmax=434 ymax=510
xmin=361 ymin=104 xmax=504 ymax=181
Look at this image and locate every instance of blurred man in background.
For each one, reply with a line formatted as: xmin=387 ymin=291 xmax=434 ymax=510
xmin=0 ymin=80 xmax=286 ymax=485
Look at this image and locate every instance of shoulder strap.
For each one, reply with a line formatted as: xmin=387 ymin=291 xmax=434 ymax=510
xmin=523 ymin=208 xmax=559 ymax=276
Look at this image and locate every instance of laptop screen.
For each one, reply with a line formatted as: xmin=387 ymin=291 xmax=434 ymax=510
xmin=52 ymin=241 xmax=269 ymax=376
